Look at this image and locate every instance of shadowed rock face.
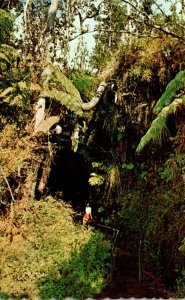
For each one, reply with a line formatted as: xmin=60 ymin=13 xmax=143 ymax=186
xmin=48 ymin=148 xmax=90 ymax=211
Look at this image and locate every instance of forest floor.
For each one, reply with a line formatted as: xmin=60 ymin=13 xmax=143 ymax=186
xmin=95 ymin=247 xmax=171 ymax=299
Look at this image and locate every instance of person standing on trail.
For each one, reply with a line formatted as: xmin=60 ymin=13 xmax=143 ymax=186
xmin=83 ymin=203 xmax=92 ymax=226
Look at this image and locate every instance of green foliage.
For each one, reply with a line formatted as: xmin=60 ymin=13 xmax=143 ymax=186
xmin=0 ymin=52 xmax=10 ymax=65
xmin=0 ymin=14 xmax=19 ymax=72
xmin=175 ymin=239 xmax=185 ymax=297
xmin=0 ymin=80 xmax=33 ymax=109
xmin=153 ymin=70 xmax=185 ymax=114
xmin=113 ymin=184 xmax=184 ymax=281
xmin=71 ymin=72 xmax=96 ymax=99
xmin=38 ymin=232 xmax=111 ymax=299
xmin=0 ymin=197 xmax=111 ymax=299
xmin=136 ymin=97 xmax=185 ymax=153
xmin=114 ymin=37 xmax=185 ymax=109
xmin=89 ymin=173 xmax=104 ymax=186
xmin=98 ymin=206 xmax=105 ymax=213
xmin=121 ymin=162 xmax=134 ymax=170
xmin=0 ymin=3 xmax=184 ymax=299
xmin=0 ymin=9 xmax=13 ymax=44
xmin=176 ymin=271 xmax=185 ymax=298
xmin=130 ymin=59 xmax=153 ymax=83
xmin=178 ymin=238 xmax=185 ymax=261
xmin=88 ymin=161 xmax=108 ymax=186
xmin=0 ymin=43 xmax=19 ymax=57
xmin=117 ymin=131 xmax=124 ymax=141
xmin=92 ymin=162 xmax=104 ymax=169
xmin=139 ymin=170 xmax=148 ymax=180
xmin=159 ymin=166 xmax=172 ymax=182
xmin=0 ymin=86 xmax=13 ymax=98
xmin=41 ymin=65 xmax=84 ymax=116
xmin=158 ymin=150 xmax=185 ymax=184
xmin=0 ymin=43 xmax=30 ymax=113
xmin=128 ymin=37 xmax=183 ymax=86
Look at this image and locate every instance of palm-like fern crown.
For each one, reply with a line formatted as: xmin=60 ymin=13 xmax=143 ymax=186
xmin=153 ymin=70 xmax=185 ymax=114
xmin=136 ymin=70 xmax=185 ymax=153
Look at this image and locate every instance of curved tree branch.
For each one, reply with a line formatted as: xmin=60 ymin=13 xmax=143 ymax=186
xmin=121 ymin=0 xmax=185 ymax=41
xmin=128 ymin=14 xmax=185 ymax=40
xmin=81 ymin=81 xmax=107 ymax=111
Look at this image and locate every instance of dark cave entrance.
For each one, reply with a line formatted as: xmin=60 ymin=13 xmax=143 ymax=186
xmin=48 ymin=148 xmax=90 ymax=212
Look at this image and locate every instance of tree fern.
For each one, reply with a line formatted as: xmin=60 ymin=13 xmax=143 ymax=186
xmin=0 ymin=86 xmax=14 ymax=98
xmin=136 ymin=97 xmax=185 ymax=153
xmin=41 ymin=87 xmax=83 ymax=116
xmin=0 ymin=52 xmax=10 ymax=70
xmin=41 ymin=65 xmax=84 ymax=116
xmin=0 ymin=52 xmax=10 ymax=64
xmin=0 ymin=44 xmax=20 ymax=63
xmin=0 ymin=81 xmax=31 ymax=107
xmin=153 ymin=70 xmax=185 ymax=114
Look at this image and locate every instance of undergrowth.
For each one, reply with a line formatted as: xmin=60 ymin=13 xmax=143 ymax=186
xmin=71 ymin=72 xmax=97 ymax=100
xmin=0 ymin=196 xmax=111 ymax=299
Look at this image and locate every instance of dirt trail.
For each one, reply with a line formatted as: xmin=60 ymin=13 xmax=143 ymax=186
xmin=95 ymin=248 xmax=170 ymax=299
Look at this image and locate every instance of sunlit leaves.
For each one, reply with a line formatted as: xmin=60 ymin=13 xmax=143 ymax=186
xmin=136 ymin=97 xmax=185 ymax=153
xmin=121 ymin=162 xmax=134 ymax=170
xmin=153 ymin=70 xmax=185 ymax=113
xmin=0 ymin=9 xmax=13 ymax=44
xmin=89 ymin=173 xmax=104 ymax=186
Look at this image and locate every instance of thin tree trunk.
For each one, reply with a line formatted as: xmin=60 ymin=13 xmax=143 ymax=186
xmin=44 ymin=0 xmax=61 ymax=33
xmin=23 ymin=0 xmax=33 ymax=33
xmin=0 ymin=167 xmax=15 ymax=242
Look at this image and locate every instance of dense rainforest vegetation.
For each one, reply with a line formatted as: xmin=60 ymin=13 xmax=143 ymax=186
xmin=0 ymin=0 xmax=184 ymax=299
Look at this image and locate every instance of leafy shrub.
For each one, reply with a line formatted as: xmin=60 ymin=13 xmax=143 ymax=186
xmin=0 ymin=9 xmax=13 ymax=44
xmin=0 ymin=197 xmax=111 ymax=299
xmin=38 ymin=232 xmax=111 ymax=299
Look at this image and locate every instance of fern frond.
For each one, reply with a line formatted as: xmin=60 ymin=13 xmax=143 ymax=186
xmin=41 ymin=87 xmax=83 ymax=116
xmin=41 ymin=65 xmax=83 ymax=116
xmin=0 ymin=87 xmax=14 ymax=98
xmin=17 ymin=81 xmax=28 ymax=90
xmin=0 ymin=44 xmax=20 ymax=60
xmin=1 ymin=44 xmax=16 ymax=51
xmin=136 ymin=97 xmax=185 ymax=153
xmin=41 ymin=65 xmax=82 ymax=99
xmin=153 ymin=70 xmax=185 ymax=114
xmin=0 ymin=9 xmax=13 ymax=43
xmin=88 ymin=173 xmax=104 ymax=186
xmin=0 ymin=52 xmax=10 ymax=64
xmin=30 ymin=83 xmax=42 ymax=92
xmin=71 ymin=72 xmax=96 ymax=99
